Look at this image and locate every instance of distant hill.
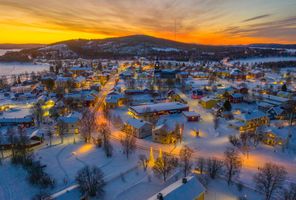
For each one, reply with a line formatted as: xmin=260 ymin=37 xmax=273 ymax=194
xmin=0 ymin=35 xmax=294 ymax=62
xmin=0 ymin=43 xmax=45 ymax=49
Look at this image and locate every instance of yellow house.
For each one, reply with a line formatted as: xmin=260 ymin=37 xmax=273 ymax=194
xmin=235 ymin=110 xmax=269 ymax=133
xmin=199 ymin=96 xmax=218 ymax=109
xmin=263 ymin=127 xmax=292 ymax=146
xmin=147 ymin=176 xmax=206 ymax=200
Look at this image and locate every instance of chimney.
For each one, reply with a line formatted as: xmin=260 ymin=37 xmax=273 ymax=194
xmin=182 ymin=178 xmax=187 ymax=184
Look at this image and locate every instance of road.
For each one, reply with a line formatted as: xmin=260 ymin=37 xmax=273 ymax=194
xmin=48 ymin=74 xmax=119 ymax=199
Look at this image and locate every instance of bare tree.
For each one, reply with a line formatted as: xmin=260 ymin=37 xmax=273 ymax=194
xmin=254 ymin=162 xmax=287 ymax=200
xmin=224 ymin=147 xmax=242 ymax=185
xmin=79 ymin=109 xmax=98 ymax=143
xmin=214 ymin=116 xmax=219 ymax=130
xmin=47 ymin=129 xmax=53 ymax=147
xmin=153 ymin=153 xmax=178 ymax=182
xmin=138 ymin=154 xmax=148 ymax=171
xmin=206 ymin=157 xmax=223 ymax=179
xmin=120 ymin=132 xmax=136 ymax=159
xmin=240 ymin=132 xmax=251 ymax=156
xmin=113 ymin=115 xmax=123 ymax=129
xmin=76 ymin=165 xmax=105 ymax=198
xmin=228 ymin=135 xmax=241 ymax=148
xmin=57 ymin=120 xmax=67 ymax=144
xmin=10 ymin=127 xmax=32 ymax=165
xmin=179 ymin=145 xmax=193 ymax=177
xmin=283 ymin=100 xmax=296 ymax=126
xmin=31 ymin=102 xmax=43 ymax=127
xmin=282 ymin=183 xmax=296 ymax=200
xmin=196 ymin=157 xmax=206 ymax=175
xmin=98 ymin=123 xmax=113 ymax=157
xmin=175 ymin=123 xmax=184 ymax=144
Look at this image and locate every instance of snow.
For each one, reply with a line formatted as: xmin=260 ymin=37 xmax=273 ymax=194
xmin=0 ymin=49 xmax=21 ymax=56
xmin=147 ymin=176 xmax=205 ymax=200
xmin=126 ymin=118 xmax=149 ymax=129
xmin=39 ymin=44 xmax=67 ymax=51
xmin=231 ymin=56 xmax=296 ymax=64
xmin=151 ymin=48 xmax=180 ymax=52
xmin=0 ymin=62 xmax=49 ymax=76
xmin=130 ymin=102 xmax=189 ymax=114
xmin=235 ymin=110 xmax=266 ymax=121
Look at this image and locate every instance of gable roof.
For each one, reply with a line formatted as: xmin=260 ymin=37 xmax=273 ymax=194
xmin=147 ymin=176 xmax=205 ymax=200
xmin=126 ymin=118 xmax=150 ymax=129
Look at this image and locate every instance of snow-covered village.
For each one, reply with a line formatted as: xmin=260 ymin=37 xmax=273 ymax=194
xmin=0 ymin=54 xmax=296 ymax=200
xmin=0 ymin=1 xmax=296 ymax=200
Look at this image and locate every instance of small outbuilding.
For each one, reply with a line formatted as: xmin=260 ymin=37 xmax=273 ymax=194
xmin=182 ymin=111 xmax=200 ymax=122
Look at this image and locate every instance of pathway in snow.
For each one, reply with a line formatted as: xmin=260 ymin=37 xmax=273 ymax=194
xmin=56 ymin=145 xmax=70 ymax=180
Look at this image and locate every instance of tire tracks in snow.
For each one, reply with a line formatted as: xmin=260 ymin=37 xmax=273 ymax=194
xmin=56 ymin=146 xmax=70 ymax=180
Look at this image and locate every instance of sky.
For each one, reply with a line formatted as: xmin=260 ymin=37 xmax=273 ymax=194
xmin=0 ymin=0 xmax=295 ymax=45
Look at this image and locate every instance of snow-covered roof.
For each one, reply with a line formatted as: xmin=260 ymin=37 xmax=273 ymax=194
xmin=237 ymin=110 xmax=267 ymax=121
xmin=56 ymin=76 xmax=71 ymax=82
xmin=126 ymin=118 xmax=150 ymax=129
xmin=75 ymin=76 xmax=86 ymax=83
xmin=200 ymin=96 xmax=217 ymax=102
xmin=182 ymin=111 xmax=200 ymax=118
xmin=267 ymin=106 xmax=284 ymax=115
xmin=0 ymin=116 xmax=33 ymax=124
xmin=266 ymin=126 xmax=296 ymax=139
xmin=231 ymin=93 xmax=243 ymax=98
xmin=58 ymin=111 xmax=82 ymax=124
xmin=147 ymin=176 xmax=205 ymax=200
xmin=130 ymin=102 xmax=188 ymax=114
xmin=70 ymin=66 xmax=92 ymax=71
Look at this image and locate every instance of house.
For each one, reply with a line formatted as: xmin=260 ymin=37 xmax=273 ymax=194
xmin=191 ymin=72 xmax=209 ymax=79
xmin=147 ymin=176 xmax=206 ymax=200
xmin=263 ymin=126 xmax=295 ymax=146
xmin=253 ymin=93 xmax=289 ymax=106
xmin=105 ymin=91 xmax=126 ymax=108
xmin=176 ymin=71 xmax=189 ymax=81
xmin=229 ymin=93 xmax=243 ymax=104
xmin=234 ymin=110 xmax=269 ymax=132
xmin=277 ymin=91 xmax=292 ymax=99
xmin=158 ymin=69 xmax=178 ymax=79
xmin=74 ymin=76 xmax=86 ymax=88
xmin=70 ymin=66 xmax=92 ymax=76
xmin=199 ymin=96 xmax=218 ymax=109
xmin=55 ymin=76 xmax=72 ymax=88
xmin=57 ymin=111 xmax=82 ymax=134
xmin=230 ymin=68 xmax=246 ymax=80
xmin=191 ymin=89 xmax=204 ymax=99
xmin=123 ymin=118 xmax=152 ymax=138
xmin=152 ymin=119 xmax=178 ymax=144
xmin=257 ymin=102 xmax=274 ymax=112
xmin=0 ymin=116 xmax=34 ymax=127
xmin=247 ymin=70 xmax=264 ymax=79
xmin=183 ymin=111 xmax=200 ymax=122
xmin=129 ymin=102 xmax=189 ymax=120
xmin=267 ymin=106 xmax=285 ymax=120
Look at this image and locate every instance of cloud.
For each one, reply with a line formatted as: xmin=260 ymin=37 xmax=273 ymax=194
xmin=242 ymin=14 xmax=271 ymax=22
xmin=0 ymin=0 xmax=295 ymax=44
xmin=223 ymin=16 xmax=296 ymax=41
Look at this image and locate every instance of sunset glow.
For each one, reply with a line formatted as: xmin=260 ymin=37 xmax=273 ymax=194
xmin=0 ymin=0 xmax=295 ymax=45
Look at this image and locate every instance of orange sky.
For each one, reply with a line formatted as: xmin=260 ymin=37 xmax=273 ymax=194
xmin=0 ymin=0 xmax=295 ymax=45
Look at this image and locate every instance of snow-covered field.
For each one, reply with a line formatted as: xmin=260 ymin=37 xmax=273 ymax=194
xmin=112 ymin=89 xmax=296 ymax=189
xmin=0 ymin=62 xmax=49 ymax=75
xmin=0 ymin=49 xmax=21 ymax=56
xmin=231 ymin=56 xmax=296 ymax=64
